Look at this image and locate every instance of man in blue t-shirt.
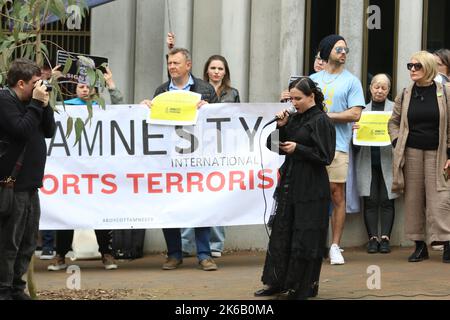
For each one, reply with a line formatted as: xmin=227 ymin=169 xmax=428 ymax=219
xmin=310 ymin=34 xmax=365 ymax=265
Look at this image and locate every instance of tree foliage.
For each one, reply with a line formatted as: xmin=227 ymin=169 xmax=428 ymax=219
xmin=0 ymin=0 xmax=107 ymax=144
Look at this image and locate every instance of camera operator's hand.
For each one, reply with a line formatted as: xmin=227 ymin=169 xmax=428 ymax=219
xmin=33 ymin=80 xmax=49 ymax=107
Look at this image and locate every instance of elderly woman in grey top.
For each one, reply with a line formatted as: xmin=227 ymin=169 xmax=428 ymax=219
xmin=354 ymin=74 xmax=399 ymax=254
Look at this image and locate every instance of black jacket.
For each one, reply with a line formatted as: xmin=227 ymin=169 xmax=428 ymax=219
xmin=153 ymin=75 xmax=219 ymax=103
xmin=0 ymin=88 xmax=56 ymax=191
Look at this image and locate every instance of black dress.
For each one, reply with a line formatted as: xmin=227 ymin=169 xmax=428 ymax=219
xmin=262 ymin=105 xmax=336 ymax=299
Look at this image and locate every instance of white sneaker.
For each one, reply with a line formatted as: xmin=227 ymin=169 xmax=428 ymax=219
xmin=329 ymin=244 xmax=345 ymax=265
xmin=47 ymin=256 xmax=67 ymax=271
xmin=211 ymin=251 xmax=222 ymax=258
xmin=102 ymin=254 xmax=118 ymax=270
xmin=432 ymin=245 xmax=444 ymax=251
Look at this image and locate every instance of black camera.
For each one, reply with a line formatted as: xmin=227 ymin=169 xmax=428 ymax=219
xmin=42 ymin=80 xmax=52 ymax=92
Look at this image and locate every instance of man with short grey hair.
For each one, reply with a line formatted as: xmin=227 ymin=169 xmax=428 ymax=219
xmin=141 ymin=48 xmax=218 ymax=271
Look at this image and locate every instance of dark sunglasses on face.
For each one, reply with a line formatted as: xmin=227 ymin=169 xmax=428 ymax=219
xmin=407 ymin=63 xmax=423 ymax=71
xmin=335 ymin=46 xmax=350 ymax=54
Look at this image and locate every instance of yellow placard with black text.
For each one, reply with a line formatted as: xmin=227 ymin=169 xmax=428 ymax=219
xmin=353 ymin=111 xmax=392 ymax=146
xmin=148 ymin=90 xmax=201 ymax=126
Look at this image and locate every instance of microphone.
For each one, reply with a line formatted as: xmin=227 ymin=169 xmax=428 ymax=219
xmin=263 ymin=105 xmax=297 ymax=128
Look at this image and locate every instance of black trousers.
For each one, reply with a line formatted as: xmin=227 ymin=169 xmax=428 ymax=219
xmin=0 ymin=190 xmax=40 ymax=291
xmin=363 ymin=165 xmax=395 ymax=238
xmin=55 ymin=229 xmax=113 ymax=256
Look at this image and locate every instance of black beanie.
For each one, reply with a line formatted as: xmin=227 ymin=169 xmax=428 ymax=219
xmin=318 ymin=34 xmax=346 ymax=61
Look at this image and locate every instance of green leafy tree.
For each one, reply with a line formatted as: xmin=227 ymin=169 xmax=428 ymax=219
xmin=0 ymin=0 xmax=107 ymax=144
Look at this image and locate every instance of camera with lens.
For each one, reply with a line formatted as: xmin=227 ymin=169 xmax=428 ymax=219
xmin=42 ymin=80 xmax=52 ymax=92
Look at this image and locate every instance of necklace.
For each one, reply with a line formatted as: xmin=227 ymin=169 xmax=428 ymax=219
xmin=413 ymin=82 xmax=434 ymax=102
xmin=322 ymin=71 xmax=342 ymax=85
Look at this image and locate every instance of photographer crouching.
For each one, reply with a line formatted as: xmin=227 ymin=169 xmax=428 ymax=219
xmin=0 ymin=58 xmax=56 ymax=300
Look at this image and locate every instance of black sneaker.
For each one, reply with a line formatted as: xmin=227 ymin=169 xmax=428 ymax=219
xmin=0 ymin=287 xmax=12 ymax=300
xmin=443 ymin=242 xmax=450 ymax=263
xmin=11 ymin=290 xmax=32 ymax=300
xmin=367 ymin=238 xmax=379 ymax=253
xmin=379 ymin=238 xmax=391 ymax=253
xmin=40 ymin=249 xmax=55 ymax=260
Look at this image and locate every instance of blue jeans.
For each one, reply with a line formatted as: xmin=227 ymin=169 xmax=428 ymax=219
xmin=41 ymin=230 xmax=55 ymax=251
xmin=163 ymin=227 xmax=211 ymax=261
xmin=182 ymin=227 xmax=225 ymax=253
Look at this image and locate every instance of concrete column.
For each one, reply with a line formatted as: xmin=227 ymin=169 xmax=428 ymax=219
xmin=191 ymin=0 xmax=221 ymax=78
xmin=161 ymin=0 xmax=193 ymax=81
xmin=249 ymin=0 xmax=282 ymax=102
xmin=91 ymin=0 xmax=136 ymax=104
xmin=134 ymin=0 xmax=166 ymax=103
xmin=338 ymin=0 xmax=364 ymax=79
xmin=221 ymin=0 xmax=251 ymax=102
xmin=396 ymin=0 xmax=423 ymax=96
xmin=279 ymin=0 xmax=306 ymax=93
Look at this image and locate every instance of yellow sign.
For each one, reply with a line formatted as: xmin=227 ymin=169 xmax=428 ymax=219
xmin=353 ymin=111 xmax=392 ymax=146
xmin=149 ymin=90 xmax=201 ymax=125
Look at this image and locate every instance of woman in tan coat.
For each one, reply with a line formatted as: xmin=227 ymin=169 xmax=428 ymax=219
xmin=388 ymin=51 xmax=450 ymax=263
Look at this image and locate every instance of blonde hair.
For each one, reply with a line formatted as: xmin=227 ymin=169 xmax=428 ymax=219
xmin=370 ymin=73 xmax=391 ymax=89
xmin=410 ymin=51 xmax=438 ymax=83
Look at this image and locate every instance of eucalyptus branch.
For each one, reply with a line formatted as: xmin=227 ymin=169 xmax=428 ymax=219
xmin=41 ymin=39 xmax=69 ymax=53
xmin=0 ymin=12 xmax=35 ymax=28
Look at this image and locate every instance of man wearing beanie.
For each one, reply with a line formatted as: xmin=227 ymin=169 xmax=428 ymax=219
xmin=311 ymin=34 xmax=365 ymax=265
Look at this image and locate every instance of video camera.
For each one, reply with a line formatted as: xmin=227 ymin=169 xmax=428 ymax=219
xmin=42 ymin=80 xmax=52 ymax=92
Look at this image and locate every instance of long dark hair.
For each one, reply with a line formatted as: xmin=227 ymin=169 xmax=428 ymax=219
xmin=288 ymin=77 xmax=325 ymax=111
xmin=434 ymin=48 xmax=450 ymax=75
xmin=203 ymin=55 xmax=231 ymax=97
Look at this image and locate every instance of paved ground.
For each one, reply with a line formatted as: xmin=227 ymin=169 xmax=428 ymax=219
xmin=32 ymin=247 xmax=450 ymax=300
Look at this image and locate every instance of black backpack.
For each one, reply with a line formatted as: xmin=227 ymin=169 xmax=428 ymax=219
xmin=112 ymin=229 xmax=146 ymax=260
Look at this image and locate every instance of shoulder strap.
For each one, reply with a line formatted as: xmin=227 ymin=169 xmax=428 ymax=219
xmin=9 ymin=145 xmax=27 ymax=179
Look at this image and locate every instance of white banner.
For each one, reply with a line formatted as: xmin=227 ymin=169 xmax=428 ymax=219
xmin=39 ymin=103 xmax=285 ymax=229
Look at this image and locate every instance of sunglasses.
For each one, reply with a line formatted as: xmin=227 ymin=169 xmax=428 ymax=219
xmin=407 ymin=63 xmax=423 ymax=71
xmin=335 ymin=46 xmax=350 ymax=54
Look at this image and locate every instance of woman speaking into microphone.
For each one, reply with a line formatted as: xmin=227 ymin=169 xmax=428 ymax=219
xmin=255 ymin=77 xmax=335 ymax=300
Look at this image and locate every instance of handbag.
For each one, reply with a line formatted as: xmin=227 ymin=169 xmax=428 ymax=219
xmin=0 ymin=145 xmax=27 ymax=217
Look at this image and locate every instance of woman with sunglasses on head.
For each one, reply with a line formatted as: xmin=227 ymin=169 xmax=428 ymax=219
xmin=254 ymin=77 xmax=335 ymax=300
xmin=388 ymin=51 xmax=450 ymax=263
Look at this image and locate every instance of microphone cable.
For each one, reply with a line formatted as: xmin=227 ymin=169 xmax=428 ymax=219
xmin=258 ymin=117 xmax=285 ymax=285
xmin=258 ymin=125 xmax=271 ymax=240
